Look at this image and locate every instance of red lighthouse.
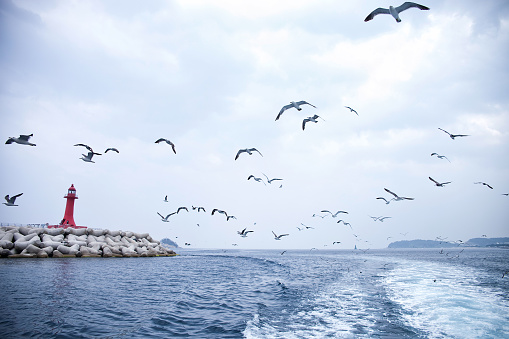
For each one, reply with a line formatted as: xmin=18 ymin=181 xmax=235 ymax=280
xmin=59 ymin=184 xmax=82 ymax=228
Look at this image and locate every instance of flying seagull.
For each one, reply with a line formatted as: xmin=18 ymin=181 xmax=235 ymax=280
xmin=5 ymin=134 xmax=36 ymax=146
xmin=429 ymin=177 xmax=452 ymax=187
xmin=3 ymin=193 xmax=23 ymax=206
xmin=104 ymin=148 xmax=119 ymax=153
xmin=438 ymin=128 xmax=469 ymax=140
xmin=275 ymin=101 xmax=316 ymax=121
xmin=262 ymin=173 xmax=283 ymax=184
xmin=431 ymin=153 xmax=450 ymax=162
xmin=321 ymin=210 xmax=348 ymax=217
xmin=247 ymin=175 xmax=266 ymax=185
xmin=302 ymin=115 xmax=324 ymax=130
xmin=164 ymin=195 xmax=168 ymax=202
xmin=157 ymin=212 xmax=176 ymax=222
xmin=226 ymin=215 xmax=237 ymax=221
xmin=364 ymin=2 xmax=430 ymax=22
xmin=212 ymin=208 xmax=228 ymax=217
xmin=74 ymin=144 xmax=101 ymax=163
xmin=384 ymin=188 xmax=414 ymax=201
xmin=192 ymin=206 xmax=206 ymax=212
xmin=337 ymin=220 xmax=352 ymax=229
xmin=155 ymin=138 xmax=176 ymax=154
xmin=272 ymin=231 xmax=289 ymax=240
xmin=474 ymin=182 xmax=493 ymax=189
xmin=237 ymin=228 xmax=254 ymax=238
xmin=235 ymin=148 xmax=263 ymax=160
xmin=176 ymin=207 xmax=189 ymax=213
xmin=345 ymin=106 xmax=358 ymax=116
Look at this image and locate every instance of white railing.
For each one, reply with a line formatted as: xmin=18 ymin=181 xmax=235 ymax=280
xmin=1 ymin=223 xmax=49 ymax=228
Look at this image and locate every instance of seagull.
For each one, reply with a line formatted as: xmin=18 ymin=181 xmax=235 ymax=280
xmin=376 ymin=197 xmax=393 ymax=204
xmin=280 ymin=250 xmax=287 ymax=255
xmin=302 ymin=223 xmax=314 ymax=230
xmin=5 ymin=134 xmax=36 ymax=146
xmin=275 ymin=101 xmax=316 ymax=121
xmin=429 ymin=177 xmax=452 ymax=187
xmin=155 ymin=138 xmax=176 ymax=154
xmin=333 ymin=241 xmax=341 ymax=245
xmin=176 ymin=207 xmax=189 ymax=213
xmin=502 ymin=193 xmax=509 ymax=196
xmin=74 ymin=144 xmax=102 ymax=163
xmin=364 ymin=2 xmax=430 ymax=22
xmin=164 ymin=195 xmax=169 ymax=202
xmin=302 ymin=114 xmax=324 ymax=130
xmin=237 ymin=228 xmax=254 ymax=237
xmin=3 ymin=193 xmax=23 ymax=206
xmin=474 ymin=182 xmax=493 ymax=189
xmin=345 ymin=106 xmax=358 ymax=116
xmin=212 ymin=209 xmax=228 ymax=217
xmin=262 ymin=173 xmax=283 ymax=184
xmin=157 ymin=212 xmax=176 ymax=222
xmin=226 ymin=215 xmax=237 ymax=221
xmin=192 ymin=206 xmax=206 ymax=212
xmin=431 ymin=153 xmax=450 ymax=162
xmin=235 ymin=148 xmax=263 ymax=160
xmin=438 ymin=128 xmax=469 ymax=140
xmin=272 ymin=231 xmax=289 ymax=240
xmin=247 ymin=175 xmax=266 ymax=185
xmin=337 ymin=220 xmax=352 ymax=229
xmin=384 ymin=188 xmax=414 ymax=201
xmin=321 ymin=210 xmax=348 ymax=217
xmin=312 ymin=213 xmax=327 ymax=218
xmin=104 ymin=148 xmax=119 ymax=153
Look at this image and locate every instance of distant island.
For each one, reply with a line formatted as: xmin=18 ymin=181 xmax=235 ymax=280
xmin=388 ymin=237 xmax=509 ymax=249
xmin=161 ymin=238 xmax=179 ymax=248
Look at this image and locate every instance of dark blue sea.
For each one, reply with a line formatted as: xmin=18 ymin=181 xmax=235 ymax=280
xmin=0 ymin=248 xmax=508 ymax=338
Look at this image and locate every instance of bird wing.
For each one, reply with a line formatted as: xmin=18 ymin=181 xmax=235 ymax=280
xmin=170 ymin=142 xmax=176 ymax=154
xmin=395 ymin=2 xmax=430 ymax=13
xmin=486 ymin=184 xmax=494 ymax=189
xmin=276 ymin=104 xmax=293 ymax=120
xmin=235 ymin=149 xmax=246 ymax=160
xmin=105 ymin=148 xmax=119 ymax=153
xmin=442 ymin=182 xmax=452 ymax=185
xmin=438 ymin=128 xmax=451 ymax=136
xmin=451 ymin=134 xmax=469 ymax=138
xmin=272 ymin=231 xmax=277 ymax=237
xmin=302 ymin=118 xmax=309 ymax=130
xmin=4 ymin=195 xmax=10 ymax=202
xmin=157 ymin=212 xmax=165 ymax=219
xmin=295 ymin=101 xmax=316 ymax=108
xmin=155 ymin=138 xmax=166 ymax=144
xmin=177 ymin=207 xmax=188 ymax=213
xmin=247 ymin=175 xmax=255 ymax=180
xmin=248 ymin=148 xmax=263 ymax=157
xmin=429 ymin=177 xmax=439 ymax=185
xmin=5 ymin=138 xmax=14 ymax=144
xmin=364 ymin=7 xmax=391 ymax=21
xmin=431 ymin=153 xmax=438 ymax=156
xmin=19 ymin=134 xmax=33 ymax=141
xmin=384 ymin=188 xmax=399 ymax=198
xmin=321 ymin=210 xmax=332 ymax=215
xmin=12 ymin=193 xmax=23 ymax=200
xmin=279 ymin=234 xmax=289 ymax=238
xmin=74 ymin=143 xmax=93 ymax=152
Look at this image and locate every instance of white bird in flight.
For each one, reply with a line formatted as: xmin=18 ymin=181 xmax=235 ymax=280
xmin=376 ymin=197 xmax=393 ymax=204
xmin=345 ymin=106 xmax=358 ymax=116
xmin=302 ymin=114 xmax=324 ymax=130
xmin=74 ymin=143 xmax=101 ymax=163
xmin=431 ymin=153 xmax=450 ymax=162
xmin=364 ymin=2 xmax=430 ymax=23
xmin=262 ymin=173 xmax=283 ymax=184
xmin=429 ymin=177 xmax=452 ymax=187
xmin=272 ymin=231 xmax=289 ymax=240
xmin=157 ymin=212 xmax=176 ymax=222
xmin=438 ymin=128 xmax=469 ymax=140
xmin=321 ymin=210 xmax=348 ymax=217
xmin=235 ymin=148 xmax=263 ymax=160
xmin=474 ymin=182 xmax=493 ymax=189
xmin=384 ymin=188 xmax=414 ymax=201
xmin=247 ymin=175 xmax=266 ymax=185
xmin=5 ymin=134 xmax=36 ymax=146
xmin=155 ymin=138 xmax=176 ymax=154
xmin=3 ymin=193 xmax=23 ymax=206
xmin=238 ymin=228 xmax=254 ymax=238
xmin=275 ymin=101 xmax=316 ymax=121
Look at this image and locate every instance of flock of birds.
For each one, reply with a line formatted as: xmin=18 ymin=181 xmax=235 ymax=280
xmin=3 ymin=3 xmax=507 ymax=251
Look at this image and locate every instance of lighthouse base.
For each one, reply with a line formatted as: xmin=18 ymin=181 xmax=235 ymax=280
xmin=47 ymin=224 xmax=87 ymax=229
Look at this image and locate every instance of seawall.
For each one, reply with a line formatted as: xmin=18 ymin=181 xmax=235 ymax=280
xmin=0 ymin=226 xmax=176 ymax=258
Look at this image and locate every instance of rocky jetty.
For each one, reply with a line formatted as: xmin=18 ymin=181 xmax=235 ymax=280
xmin=0 ymin=226 xmax=176 ymax=258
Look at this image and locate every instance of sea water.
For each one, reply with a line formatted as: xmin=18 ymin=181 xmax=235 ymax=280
xmin=0 ymin=248 xmax=507 ymax=338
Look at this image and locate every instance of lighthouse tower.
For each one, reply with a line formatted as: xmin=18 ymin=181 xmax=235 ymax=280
xmin=60 ymin=184 xmax=79 ymax=228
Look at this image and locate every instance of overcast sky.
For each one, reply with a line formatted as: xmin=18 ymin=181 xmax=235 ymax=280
xmin=1 ymin=0 xmax=508 ymax=249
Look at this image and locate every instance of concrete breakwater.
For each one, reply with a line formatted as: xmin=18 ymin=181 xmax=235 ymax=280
xmin=0 ymin=226 xmax=176 ymax=258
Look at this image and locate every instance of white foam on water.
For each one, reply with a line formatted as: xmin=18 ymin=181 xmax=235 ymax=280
xmin=244 ymin=277 xmax=378 ymax=338
xmin=384 ymin=259 xmax=509 ymax=338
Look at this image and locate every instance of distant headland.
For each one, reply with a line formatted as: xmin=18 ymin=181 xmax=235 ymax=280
xmin=388 ymin=237 xmax=509 ymax=249
xmin=0 ymin=225 xmax=177 ymax=258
